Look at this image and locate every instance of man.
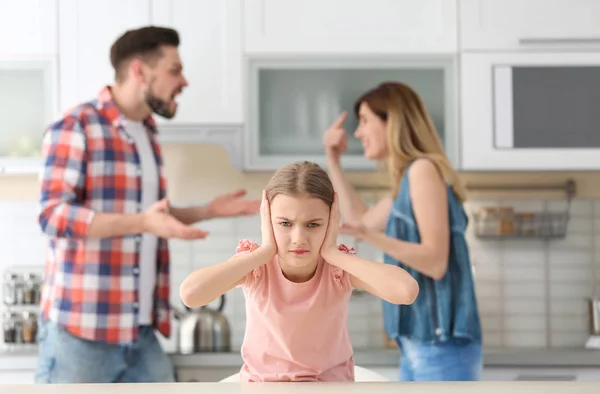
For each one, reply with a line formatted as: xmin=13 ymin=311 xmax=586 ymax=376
xmin=35 ymin=26 xmax=259 ymax=383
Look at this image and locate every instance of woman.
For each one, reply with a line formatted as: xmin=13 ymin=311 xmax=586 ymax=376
xmin=322 ymin=81 xmax=482 ymax=381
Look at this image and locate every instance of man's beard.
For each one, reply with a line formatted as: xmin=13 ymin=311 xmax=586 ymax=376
xmin=144 ymin=85 xmax=177 ymax=119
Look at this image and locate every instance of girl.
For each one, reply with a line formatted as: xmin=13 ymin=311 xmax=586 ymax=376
xmin=322 ymin=82 xmax=482 ymax=381
xmin=179 ymin=161 xmax=418 ymax=382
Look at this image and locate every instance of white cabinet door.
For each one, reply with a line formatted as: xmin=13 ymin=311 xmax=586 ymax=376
xmin=0 ymin=371 xmax=34 ymax=384
xmin=175 ymin=367 xmax=240 ymax=382
xmin=460 ymin=0 xmax=600 ymax=51
xmin=460 ymin=52 xmax=600 ymax=170
xmin=244 ymin=0 xmax=457 ymax=54
xmin=58 ymin=0 xmax=151 ymax=113
xmin=0 ymin=0 xmax=57 ymax=57
xmin=480 ymin=368 xmax=520 ymax=381
xmin=243 ymin=57 xmax=458 ymax=172
xmin=151 ymin=0 xmax=243 ymax=125
xmin=0 ymin=58 xmax=58 ymax=175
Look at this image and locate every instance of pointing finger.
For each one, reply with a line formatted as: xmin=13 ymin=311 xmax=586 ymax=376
xmin=332 ymin=111 xmax=348 ymax=128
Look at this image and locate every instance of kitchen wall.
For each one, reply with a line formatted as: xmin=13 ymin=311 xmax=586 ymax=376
xmin=0 ymin=144 xmax=599 ymax=351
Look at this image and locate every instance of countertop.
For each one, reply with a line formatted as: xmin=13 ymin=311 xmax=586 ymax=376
xmin=1 ymin=348 xmax=599 ymax=372
xmin=0 ymin=382 xmax=599 ymax=394
xmin=170 ymin=348 xmax=600 ymax=368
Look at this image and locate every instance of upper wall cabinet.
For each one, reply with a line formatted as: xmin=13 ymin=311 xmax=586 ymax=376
xmin=0 ymin=59 xmax=58 ymax=175
xmin=0 ymin=0 xmax=58 ymax=57
xmin=243 ymin=0 xmax=458 ymax=54
xmin=243 ymin=57 xmax=459 ymax=171
xmin=151 ymin=0 xmax=243 ymax=125
xmin=460 ymin=0 xmax=600 ymax=51
xmin=0 ymin=0 xmax=58 ymax=174
xmin=58 ymin=0 xmax=151 ymax=114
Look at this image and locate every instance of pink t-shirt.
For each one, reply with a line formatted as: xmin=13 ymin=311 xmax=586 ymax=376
xmin=235 ymin=239 xmax=356 ymax=382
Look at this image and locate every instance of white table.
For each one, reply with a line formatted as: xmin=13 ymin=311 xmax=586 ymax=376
xmin=0 ymin=382 xmax=599 ymax=394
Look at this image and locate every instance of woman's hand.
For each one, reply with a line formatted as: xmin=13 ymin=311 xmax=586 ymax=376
xmin=320 ymin=193 xmax=341 ymax=260
xmin=339 ymin=220 xmax=369 ymax=241
xmin=323 ymin=112 xmax=348 ymax=165
xmin=260 ymin=190 xmax=277 ymax=257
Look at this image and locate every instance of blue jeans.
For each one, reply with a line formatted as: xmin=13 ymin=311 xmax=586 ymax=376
xmin=35 ymin=319 xmax=175 ymax=383
xmin=398 ymin=337 xmax=482 ymax=381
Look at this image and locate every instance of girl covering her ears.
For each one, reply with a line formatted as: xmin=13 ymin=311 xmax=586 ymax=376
xmin=179 ymin=161 xmax=419 ymax=382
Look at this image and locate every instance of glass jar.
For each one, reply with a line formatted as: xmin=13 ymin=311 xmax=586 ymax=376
xmin=3 ymin=272 xmax=23 ymax=305
xmin=3 ymin=311 xmax=21 ymax=344
xmin=518 ymin=212 xmax=536 ymax=236
xmin=477 ymin=207 xmax=499 ymax=236
xmin=21 ymin=311 xmax=37 ymax=344
xmin=497 ymin=206 xmax=515 ymax=235
xmin=23 ymin=273 xmax=41 ymax=305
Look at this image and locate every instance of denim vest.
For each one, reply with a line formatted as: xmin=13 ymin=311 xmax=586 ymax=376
xmin=382 ymin=164 xmax=482 ymax=344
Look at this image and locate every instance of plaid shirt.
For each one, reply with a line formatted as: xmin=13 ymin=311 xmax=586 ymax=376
xmin=38 ymin=86 xmax=171 ymax=344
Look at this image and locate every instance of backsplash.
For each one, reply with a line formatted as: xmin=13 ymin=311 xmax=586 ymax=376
xmin=0 ymin=198 xmax=598 ymax=352
xmin=466 ymin=198 xmax=600 ymax=349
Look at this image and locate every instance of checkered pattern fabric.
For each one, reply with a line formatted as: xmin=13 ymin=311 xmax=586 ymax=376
xmin=38 ymin=86 xmax=171 ymax=344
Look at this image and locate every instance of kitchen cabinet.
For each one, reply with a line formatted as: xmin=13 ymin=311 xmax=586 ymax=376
xmin=151 ymin=0 xmax=243 ymax=128
xmin=459 ymin=0 xmax=600 ymax=51
xmin=0 ymin=58 xmax=58 ymax=175
xmin=174 ymin=365 xmax=600 ymax=382
xmin=58 ymin=0 xmax=151 ymax=114
xmin=175 ymin=366 xmax=239 ymax=382
xmin=58 ymin=0 xmax=242 ymax=138
xmin=0 ymin=353 xmax=37 ymax=384
xmin=0 ymin=0 xmax=58 ymax=175
xmin=243 ymin=57 xmax=459 ymax=171
xmin=0 ymin=371 xmax=34 ymax=384
xmin=360 ymin=367 xmax=600 ymax=382
xmin=243 ymin=0 xmax=458 ymax=54
xmin=480 ymin=367 xmax=600 ymax=381
xmin=0 ymin=0 xmax=57 ymax=57
xmin=369 ymin=367 xmax=398 ymax=381
xmin=460 ymin=52 xmax=600 ymax=170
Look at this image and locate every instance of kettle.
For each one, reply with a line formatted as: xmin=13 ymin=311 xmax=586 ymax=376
xmin=173 ymin=294 xmax=231 ymax=354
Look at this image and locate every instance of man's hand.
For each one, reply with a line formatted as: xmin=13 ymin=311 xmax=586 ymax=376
xmin=143 ymin=198 xmax=209 ymax=240
xmin=207 ymin=189 xmax=260 ymax=218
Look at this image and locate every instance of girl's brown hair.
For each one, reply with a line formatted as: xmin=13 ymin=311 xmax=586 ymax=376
xmin=266 ymin=161 xmax=334 ymax=206
xmin=353 ymin=81 xmax=467 ymax=203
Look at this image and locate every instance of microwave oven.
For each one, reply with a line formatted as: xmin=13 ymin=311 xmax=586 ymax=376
xmin=461 ymin=52 xmax=600 ymax=170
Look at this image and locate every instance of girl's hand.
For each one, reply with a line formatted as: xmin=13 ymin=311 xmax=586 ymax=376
xmin=320 ymin=192 xmax=341 ymax=259
xmin=260 ymin=190 xmax=277 ymax=256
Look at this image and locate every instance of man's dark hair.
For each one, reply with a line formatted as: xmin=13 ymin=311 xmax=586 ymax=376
xmin=110 ymin=26 xmax=180 ymax=82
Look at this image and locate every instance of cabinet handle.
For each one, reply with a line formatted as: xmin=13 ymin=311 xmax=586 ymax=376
xmin=519 ymin=37 xmax=600 ymax=45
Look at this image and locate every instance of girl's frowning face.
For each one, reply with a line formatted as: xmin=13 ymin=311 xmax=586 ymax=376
xmin=269 ymin=194 xmax=330 ymax=271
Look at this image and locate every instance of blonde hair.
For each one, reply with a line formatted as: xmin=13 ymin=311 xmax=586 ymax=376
xmin=266 ymin=161 xmax=334 ymax=206
xmin=354 ymin=82 xmax=467 ymax=203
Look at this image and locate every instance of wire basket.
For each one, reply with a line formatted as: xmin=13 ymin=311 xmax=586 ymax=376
xmin=472 ymin=210 xmax=570 ymax=239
